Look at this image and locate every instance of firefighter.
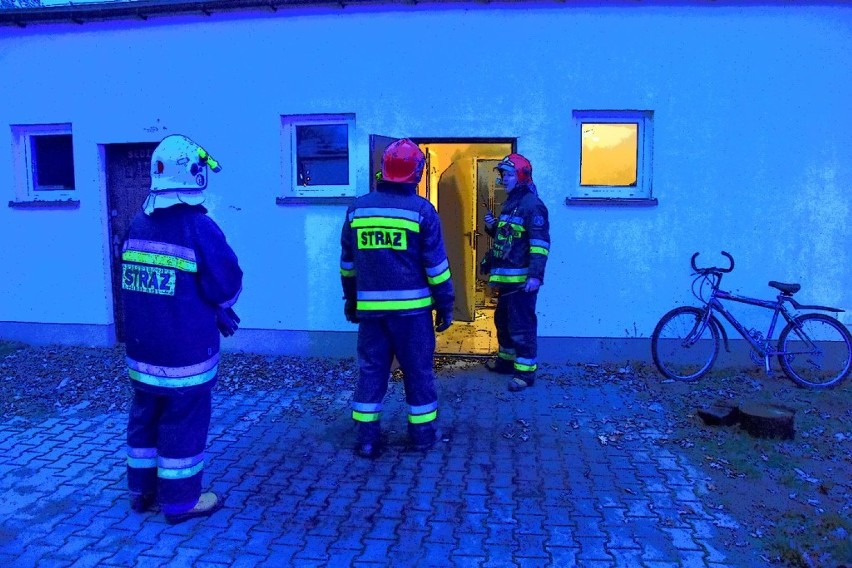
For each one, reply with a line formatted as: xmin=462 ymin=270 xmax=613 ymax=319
xmin=340 ymin=138 xmax=455 ymax=458
xmin=482 ymin=153 xmax=550 ymax=392
xmin=121 ymin=134 xmax=243 ymax=524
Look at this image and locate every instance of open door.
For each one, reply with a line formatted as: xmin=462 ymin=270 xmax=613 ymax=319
xmin=476 ymin=159 xmax=507 ymax=267
xmin=437 ymin=159 xmax=477 ymax=322
xmin=369 ymin=134 xmax=396 ymax=191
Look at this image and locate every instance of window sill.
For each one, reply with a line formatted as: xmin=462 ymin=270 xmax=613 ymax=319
xmin=276 ymin=196 xmax=355 ymax=206
xmin=565 ymin=197 xmax=658 ymax=207
xmin=9 ymin=199 xmax=81 ymax=210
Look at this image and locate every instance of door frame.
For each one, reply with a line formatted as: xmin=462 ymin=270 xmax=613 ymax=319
xmin=412 ymin=138 xmax=515 ymax=322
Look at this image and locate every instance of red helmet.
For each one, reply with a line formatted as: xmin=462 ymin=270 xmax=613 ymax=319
xmin=382 ymin=139 xmax=426 ymax=183
xmin=495 ymin=153 xmax=533 ymax=185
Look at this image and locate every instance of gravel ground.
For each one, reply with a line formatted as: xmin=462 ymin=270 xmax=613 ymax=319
xmin=1 ymin=341 xmax=850 ymax=566
xmin=0 ymin=343 xmax=481 ymax=424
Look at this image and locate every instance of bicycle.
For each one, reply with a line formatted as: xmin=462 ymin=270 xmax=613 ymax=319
xmin=651 ymin=251 xmax=852 ymax=388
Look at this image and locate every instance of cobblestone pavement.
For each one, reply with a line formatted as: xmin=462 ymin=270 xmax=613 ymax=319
xmin=0 ymin=362 xmax=770 ymax=567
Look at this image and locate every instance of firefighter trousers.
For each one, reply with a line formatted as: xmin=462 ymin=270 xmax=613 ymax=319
xmin=352 ymin=311 xmax=438 ymax=447
xmin=126 ymin=385 xmax=212 ymax=515
xmin=494 ymin=287 xmax=539 ymax=382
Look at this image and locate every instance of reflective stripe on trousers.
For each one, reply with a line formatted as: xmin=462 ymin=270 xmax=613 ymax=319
xmin=494 ymin=288 xmax=539 ymax=379
xmin=353 ymin=311 xmax=438 ymax=446
xmin=126 ymin=385 xmax=212 ymax=515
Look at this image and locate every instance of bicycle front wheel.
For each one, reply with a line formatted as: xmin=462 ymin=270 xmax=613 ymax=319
xmin=651 ymin=306 xmax=719 ymax=381
xmin=777 ymin=313 xmax=852 ymax=388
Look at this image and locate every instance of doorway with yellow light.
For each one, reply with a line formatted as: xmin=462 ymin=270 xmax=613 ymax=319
xmin=369 ymin=136 xmax=515 ymax=356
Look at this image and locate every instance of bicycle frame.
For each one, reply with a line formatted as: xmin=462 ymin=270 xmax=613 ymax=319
xmin=685 ymin=269 xmax=803 ymax=372
xmin=655 ymin=251 xmax=851 ymax=385
xmin=708 ymin=290 xmax=794 ymax=357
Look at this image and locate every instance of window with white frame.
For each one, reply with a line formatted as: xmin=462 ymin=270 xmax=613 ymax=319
xmin=280 ymin=114 xmax=355 ymax=198
xmin=572 ymin=110 xmax=654 ymax=202
xmin=11 ymin=123 xmax=77 ymax=202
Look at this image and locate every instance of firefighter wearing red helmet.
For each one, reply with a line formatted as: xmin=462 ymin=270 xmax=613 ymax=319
xmin=482 ymin=153 xmax=551 ymax=392
xmin=340 ymin=138 xmax=455 ymax=458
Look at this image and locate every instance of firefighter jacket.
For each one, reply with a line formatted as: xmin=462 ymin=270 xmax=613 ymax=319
xmin=485 ymin=184 xmax=550 ymax=288
xmin=340 ymin=181 xmax=455 ymax=318
xmin=121 ymin=204 xmax=243 ymax=394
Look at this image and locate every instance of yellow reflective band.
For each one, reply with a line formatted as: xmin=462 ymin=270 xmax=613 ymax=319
xmin=498 ymin=351 xmax=515 ymax=361
xmin=341 ymin=269 xmax=356 ymax=277
xmin=514 ymin=362 xmax=537 ymax=372
xmin=490 ymin=275 xmax=527 ymax=283
xmin=122 ymin=250 xmax=197 ymax=272
xmin=127 ymin=456 xmax=157 ymax=469
xmin=357 ymin=297 xmax=433 ymax=311
xmin=357 ymin=228 xmax=408 ymax=250
xmin=198 ymin=147 xmax=220 ymax=171
xmin=128 ymin=367 xmax=217 ymax=388
xmin=351 ymin=217 xmax=420 ymax=233
xmin=530 ymin=246 xmax=549 ymax=256
xmin=498 ymin=221 xmax=525 ymax=233
xmin=158 ymin=461 xmax=204 ymax=480
xmin=352 ymin=410 xmax=381 ymax=423
xmin=427 ymin=269 xmax=451 ymax=286
xmin=409 ymin=410 xmax=437 ymax=424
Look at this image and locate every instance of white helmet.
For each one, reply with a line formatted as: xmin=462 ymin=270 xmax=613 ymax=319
xmin=144 ymin=134 xmax=221 ymax=215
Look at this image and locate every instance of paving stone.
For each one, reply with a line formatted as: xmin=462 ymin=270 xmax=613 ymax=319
xmin=356 ymin=538 xmax=394 ymax=563
xmin=0 ymin=365 xmax=778 ymax=567
xmin=514 ymin=533 xmax=549 ymax=558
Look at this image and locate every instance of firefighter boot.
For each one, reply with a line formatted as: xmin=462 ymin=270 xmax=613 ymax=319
xmin=164 ymin=492 xmax=225 ymax=525
xmin=408 ymin=422 xmax=438 ymax=452
xmin=485 ymin=358 xmax=514 ymax=375
xmin=130 ymin=492 xmax=156 ymax=513
xmin=356 ymin=422 xmax=382 ymax=459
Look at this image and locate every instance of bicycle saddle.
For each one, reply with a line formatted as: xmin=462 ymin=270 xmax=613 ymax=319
xmin=769 ymin=281 xmax=800 ymax=295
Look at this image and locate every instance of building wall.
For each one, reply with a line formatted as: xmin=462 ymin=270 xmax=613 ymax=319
xmin=0 ymin=2 xmax=850 ymax=359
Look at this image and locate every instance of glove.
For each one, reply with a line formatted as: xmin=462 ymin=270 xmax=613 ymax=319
xmin=484 ymin=211 xmax=496 ymax=229
xmin=524 ymin=277 xmax=542 ymax=293
xmin=435 ymin=311 xmax=453 ymax=332
xmin=216 ymin=307 xmax=240 ymax=337
xmin=344 ymin=298 xmax=359 ymax=324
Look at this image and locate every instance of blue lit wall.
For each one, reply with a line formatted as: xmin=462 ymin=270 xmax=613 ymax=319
xmin=0 ymin=2 xmax=849 ymax=356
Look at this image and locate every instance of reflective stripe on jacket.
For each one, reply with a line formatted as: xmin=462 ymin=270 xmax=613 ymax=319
xmin=340 ymin=181 xmax=454 ymax=317
xmin=486 ymin=185 xmax=550 ymax=288
xmin=121 ymin=204 xmax=242 ymax=392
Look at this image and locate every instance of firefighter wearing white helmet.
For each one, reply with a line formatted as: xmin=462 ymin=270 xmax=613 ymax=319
xmin=340 ymin=138 xmax=455 ymax=458
xmin=121 ymin=134 xmax=242 ymax=524
xmin=142 ymin=134 xmax=222 ymax=215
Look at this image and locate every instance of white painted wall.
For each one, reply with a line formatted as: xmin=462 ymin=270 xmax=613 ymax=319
xmin=0 ymin=2 xmax=850 ymax=349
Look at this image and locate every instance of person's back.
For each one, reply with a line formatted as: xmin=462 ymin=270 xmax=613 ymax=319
xmin=340 ymin=139 xmax=454 ymax=458
xmin=344 ymin=181 xmax=452 ymax=318
xmin=123 ymin=204 xmax=236 ymax=373
xmin=120 ymin=134 xmax=241 ymax=525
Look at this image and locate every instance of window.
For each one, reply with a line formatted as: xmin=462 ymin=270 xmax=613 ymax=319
xmin=11 ymin=123 xmax=77 ymax=203
xmin=570 ymin=110 xmax=655 ymax=204
xmin=280 ymin=114 xmax=355 ymax=199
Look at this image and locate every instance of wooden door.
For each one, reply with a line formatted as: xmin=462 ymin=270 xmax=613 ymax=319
xmin=105 ymin=143 xmax=157 ymax=341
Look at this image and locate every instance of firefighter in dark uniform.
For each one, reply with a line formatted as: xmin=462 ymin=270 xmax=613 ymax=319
xmin=483 ymin=153 xmax=550 ymax=392
xmin=121 ymin=134 xmax=243 ymax=524
xmin=340 ymin=138 xmax=455 ymax=458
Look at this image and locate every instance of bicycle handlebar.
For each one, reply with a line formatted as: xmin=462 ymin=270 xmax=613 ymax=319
xmin=691 ymin=251 xmax=735 ymax=274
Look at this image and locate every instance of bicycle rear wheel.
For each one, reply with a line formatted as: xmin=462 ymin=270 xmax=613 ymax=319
xmin=777 ymin=313 xmax=852 ymax=388
xmin=651 ymin=306 xmax=719 ymax=381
